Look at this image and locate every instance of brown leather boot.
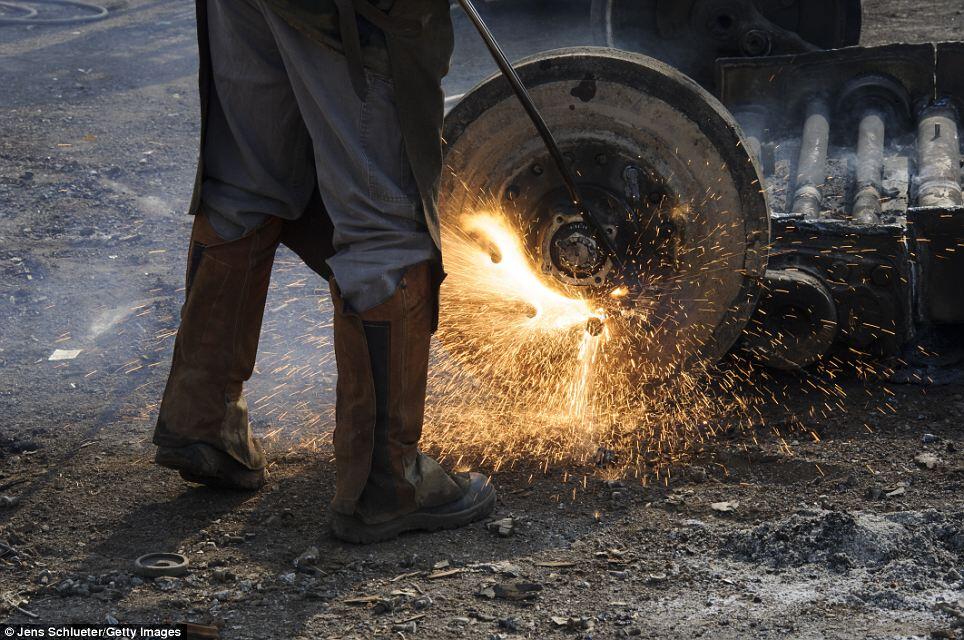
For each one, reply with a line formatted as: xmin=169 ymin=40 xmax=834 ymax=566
xmin=328 ymin=262 xmax=496 ymax=543
xmin=153 ymin=210 xmax=282 ymax=490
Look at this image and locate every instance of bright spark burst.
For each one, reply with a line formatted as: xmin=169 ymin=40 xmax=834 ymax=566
xmin=422 ymin=204 xmax=760 ymax=473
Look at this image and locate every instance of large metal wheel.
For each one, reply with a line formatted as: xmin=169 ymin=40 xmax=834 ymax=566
xmin=590 ymin=0 xmax=862 ymax=89
xmin=438 ymin=48 xmax=769 ymax=384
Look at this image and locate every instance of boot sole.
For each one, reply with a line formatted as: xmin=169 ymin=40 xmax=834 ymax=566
xmin=330 ymin=487 xmax=497 ymax=544
xmin=155 ymin=444 xmax=265 ymax=491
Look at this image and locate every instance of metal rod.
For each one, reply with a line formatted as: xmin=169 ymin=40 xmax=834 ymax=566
xmin=917 ymin=101 xmax=963 ymax=208
xmin=792 ymin=99 xmax=830 ymax=218
xmin=455 ymin=0 xmax=622 ymax=266
xmin=852 ymin=110 xmax=885 ymax=224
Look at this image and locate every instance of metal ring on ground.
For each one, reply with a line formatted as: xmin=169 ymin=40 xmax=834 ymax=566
xmin=0 ymin=1 xmax=38 ymax=18
xmin=133 ymin=552 xmax=190 ymax=578
xmin=0 ymin=0 xmax=108 ymax=25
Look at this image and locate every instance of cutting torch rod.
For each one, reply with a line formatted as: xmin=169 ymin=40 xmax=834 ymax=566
xmin=455 ymin=0 xmax=623 ymax=268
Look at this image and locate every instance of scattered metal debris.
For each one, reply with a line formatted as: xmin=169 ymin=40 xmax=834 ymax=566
xmin=133 ymin=552 xmax=189 ymax=578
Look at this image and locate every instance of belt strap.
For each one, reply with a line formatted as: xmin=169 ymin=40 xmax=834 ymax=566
xmin=333 ymin=0 xmax=425 ymax=100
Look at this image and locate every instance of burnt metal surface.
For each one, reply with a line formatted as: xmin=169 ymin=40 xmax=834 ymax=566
xmin=590 ymin=0 xmax=861 ymax=89
xmin=718 ymin=43 xmax=964 ymax=363
xmin=441 ymin=47 xmax=769 ymax=371
xmin=742 ymin=268 xmax=839 ymax=370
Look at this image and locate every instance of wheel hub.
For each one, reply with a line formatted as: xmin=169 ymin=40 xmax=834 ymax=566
xmin=440 ymin=48 xmax=770 ymax=372
xmin=553 ymin=222 xmax=602 ymax=277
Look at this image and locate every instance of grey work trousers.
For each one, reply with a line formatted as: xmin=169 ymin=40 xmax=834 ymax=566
xmin=200 ymin=0 xmax=438 ymax=312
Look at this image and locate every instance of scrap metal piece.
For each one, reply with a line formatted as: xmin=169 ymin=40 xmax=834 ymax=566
xmin=836 ymin=74 xmax=911 ymax=224
xmin=741 ymin=269 xmax=838 ymax=370
xmin=791 ymin=99 xmax=831 ymax=218
xmin=916 ymin=101 xmax=963 ymax=208
xmin=442 ymin=48 xmax=769 ymax=371
xmin=852 ymin=111 xmax=886 ymax=223
xmin=134 ymin=552 xmax=190 ymax=578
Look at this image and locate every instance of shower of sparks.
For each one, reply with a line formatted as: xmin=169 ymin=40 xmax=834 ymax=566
xmin=114 ymin=206 xmax=913 ymax=481
xmin=421 ymin=204 xmax=770 ymax=474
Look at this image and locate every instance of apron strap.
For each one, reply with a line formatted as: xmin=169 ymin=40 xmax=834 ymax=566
xmin=333 ymin=0 xmax=426 ymax=101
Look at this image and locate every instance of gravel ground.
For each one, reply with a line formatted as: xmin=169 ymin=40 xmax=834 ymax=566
xmin=0 ymin=1 xmax=962 ymax=638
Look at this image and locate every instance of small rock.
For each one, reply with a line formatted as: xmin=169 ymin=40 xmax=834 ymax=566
xmin=480 ymin=561 xmax=522 ymax=577
xmin=922 ymin=433 xmax=941 ymax=444
xmin=595 ymin=447 xmax=617 ymax=467
xmin=865 ymin=486 xmax=885 ymax=500
xmin=0 ymin=495 xmax=20 ymax=508
xmin=486 ymin=518 xmax=515 ymax=537
xmin=550 ymin=616 xmax=594 ymax=631
xmin=278 ymin=572 xmax=297 ymax=586
xmin=293 ymin=546 xmax=319 ymax=571
xmin=105 ymin=614 xmax=119 ymax=625
xmin=371 ymin=598 xmax=396 ymax=614
xmin=687 ymin=466 xmax=708 ymax=483
xmin=710 ymin=501 xmax=739 ymax=513
xmin=885 ymin=486 xmax=906 ymax=498
xmin=413 ymin=595 xmax=433 ymax=611
xmin=498 ymin=617 xmax=521 ymax=632
xmin=914 ymin=452 xmax=942 ymax=470
xmin=154 ymin=577 xmax=181 ymax=592
xmin=478 ymin=581 xmax=543 ymax=601
xmin=212 ymin=568 xmax=236 ymax=584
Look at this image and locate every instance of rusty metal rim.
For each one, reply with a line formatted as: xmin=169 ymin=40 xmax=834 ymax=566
xmin=443 ymin=47 xmax=771 ymax=366
xmin=134 ymin=552 xmax=190 ymax=578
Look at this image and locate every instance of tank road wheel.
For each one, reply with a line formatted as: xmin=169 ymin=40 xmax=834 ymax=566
xmin=438 ymin=48 xmax=769 ymax=385
xmin=590 ymin=0 xmax=862 ymax=89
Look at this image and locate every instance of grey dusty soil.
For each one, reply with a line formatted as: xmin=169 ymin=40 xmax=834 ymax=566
xmin=1 ymin=1 xmax=963 ymax=639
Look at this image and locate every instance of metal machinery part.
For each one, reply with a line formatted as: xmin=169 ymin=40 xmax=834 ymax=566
xmin=441 ymin=48 xmax=769 ymax=372
xmin=133 ymin=552 xmax=190 ymax=578
xmin=589 ymin=0 xmax=862 ymax=90
xmin=719 ymin=43 xmax=964 ymax=365
xmin=741 ymin=270 xmax=838 ymax=370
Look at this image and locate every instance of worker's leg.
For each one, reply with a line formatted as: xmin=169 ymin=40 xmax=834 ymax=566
xmin=153 ymin=0 xmax=313 ymax=489
xmin=260 ymin=6 xmax=496 ymax=540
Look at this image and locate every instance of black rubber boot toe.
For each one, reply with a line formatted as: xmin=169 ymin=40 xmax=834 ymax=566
xmin=155 ymin=443 xmax=265 ymax=491
xmin=331 ymin=472 xmax=496 ymax=544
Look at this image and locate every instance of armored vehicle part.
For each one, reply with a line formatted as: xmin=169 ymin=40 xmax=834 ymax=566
xmin=590 ymin=0 xmax=862 ymax=89
xmin=439 ymin=48 xmax=768 ymax=378
xmin=718 ymin=43 xmax=964 ymax=365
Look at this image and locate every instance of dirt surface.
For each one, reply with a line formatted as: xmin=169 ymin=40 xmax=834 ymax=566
xmin=1 ymin=1 xmax=963 ymax=638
